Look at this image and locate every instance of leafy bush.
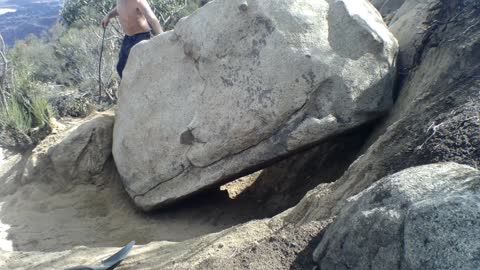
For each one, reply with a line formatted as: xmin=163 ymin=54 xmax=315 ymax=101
xmin=56 ymin=0 xmax=202 ymax=98
xmin=8 ymin=34 xmax=63 ymax=84
xmin=6 ymin=23 xmax=119 ymax=98
xmin=55 ymin=26 xmax=119 ymax=94
xmin=49 ymin=92 xmax=90 ymax=118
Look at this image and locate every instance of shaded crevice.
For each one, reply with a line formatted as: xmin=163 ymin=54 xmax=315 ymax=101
xmin=132 ymin=99 xmax=309 ymax=200
xmin=134 ymin=69 xmax=387 ymax=201
xmin=132 ymin=167 xmax=189 ymax=198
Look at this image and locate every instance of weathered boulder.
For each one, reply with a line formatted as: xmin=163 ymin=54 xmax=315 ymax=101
xmin=113 ymin=0 xmax=398 ymax=210
xmin=21 ymin=111 xmax=114 ymax=187
xmin=314 ymin=163 xmax=480 ymax=270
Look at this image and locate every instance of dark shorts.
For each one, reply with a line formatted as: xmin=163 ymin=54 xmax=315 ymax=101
xmin=117 ymin=31 xmax=151 ymax=78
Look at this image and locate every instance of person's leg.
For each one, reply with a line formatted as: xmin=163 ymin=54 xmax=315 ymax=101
xmin=116 ymin=37 xmax=129 ymax=78
xmin=117 ymin=32 xmax=151 ymax=78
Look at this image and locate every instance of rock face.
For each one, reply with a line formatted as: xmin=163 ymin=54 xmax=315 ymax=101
xmin=287 ymin=0 xmax=480 ymax=223
xmin=387 ymin=0 xmax=440 ymax=76
xmin=370 ymin=0 xmax=405 ymax=21
xmin=113 ymin=0 xmax=398 ymax=210
xmin=21 ymin=112 xmax=114 ymax=187
xmin=313 ymin=163 xmax=480 ymax=270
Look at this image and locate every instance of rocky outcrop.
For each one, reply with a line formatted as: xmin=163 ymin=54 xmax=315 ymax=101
xmin=21 ymin=111 xmax=114 ymax=187
xmin=314 ymin=163 xmax=480 ymax=270
xmin=387 ymin=0 xmax=441 ymax=80
xmin=230 ymin=0 xmax=479 ymax=220
xmin=113 ymin=0 xmax=398 ymax=210
xmin=370 ymin=0 xmax=405 ymax=21
xmin=4 ymin=163 xmax=479 ymax=269
xmin=1 ymin=0 xmax=478 ymax=269
xmin=287 ymin=0 xmax=480 ymax=223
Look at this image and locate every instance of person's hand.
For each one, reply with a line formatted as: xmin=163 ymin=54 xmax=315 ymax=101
xmin=101 ymin=16 xmax=110 ymax=28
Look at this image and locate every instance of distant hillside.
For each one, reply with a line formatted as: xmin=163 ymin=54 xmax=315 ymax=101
xmin=0 ymin=0 xmax=61 ymax=47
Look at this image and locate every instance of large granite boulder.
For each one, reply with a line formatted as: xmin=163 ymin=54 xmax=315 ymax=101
xmin=313 ymin=163 xmax=480 ymax=270
xmin=113 ymin=0 xmax=398 ymax=210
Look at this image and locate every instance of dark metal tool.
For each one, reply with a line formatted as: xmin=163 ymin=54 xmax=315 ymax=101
xmin=64 ymin=241 xmax=135 ymax=270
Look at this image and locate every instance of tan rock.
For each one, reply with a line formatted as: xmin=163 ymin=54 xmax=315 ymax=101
xmin=22 ymin=111 xmax=114 ymax=187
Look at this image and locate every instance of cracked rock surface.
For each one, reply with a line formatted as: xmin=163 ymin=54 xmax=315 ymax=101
xmin=113 ymin=0 xmax=398 ymax=210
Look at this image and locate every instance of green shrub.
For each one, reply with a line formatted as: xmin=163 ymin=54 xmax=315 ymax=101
xmin=29 ymin=94 xmax=53 ymax=128
xmin=0 ymin=90 xmax=52 ymax=132
xmin=8 ymin=34 xmax=63 ymax=84
xmin=49 ymin=93 xmax=90 ymax=118
xmin=0 ymin=96 xmax=32 ymax=133
xmin=0 ymin=64 xmax=53 ymax=148
xmin=55 ymin=26 xmax=119 ymax=94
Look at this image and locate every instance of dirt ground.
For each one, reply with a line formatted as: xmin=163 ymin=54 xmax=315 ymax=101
xmin=0 ymin=117 xmax=277 ymax=253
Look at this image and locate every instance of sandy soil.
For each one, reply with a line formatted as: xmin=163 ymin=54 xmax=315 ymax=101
xmin=0 ymin=118 xmax=270 ymax=254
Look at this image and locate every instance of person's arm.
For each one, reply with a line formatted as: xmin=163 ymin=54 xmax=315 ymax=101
xmin=101 ymin=7 xmax=118 ymax=28
xmin=137 ymin=0 xmax=163 ymax=35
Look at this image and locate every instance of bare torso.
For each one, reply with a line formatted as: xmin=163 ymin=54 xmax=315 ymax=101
xmin=116 ymin=0 xmax=151 ymax=36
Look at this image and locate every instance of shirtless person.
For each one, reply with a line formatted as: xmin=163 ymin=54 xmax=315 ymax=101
xmin=101 ymin=0 xmax=163 ymax=78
